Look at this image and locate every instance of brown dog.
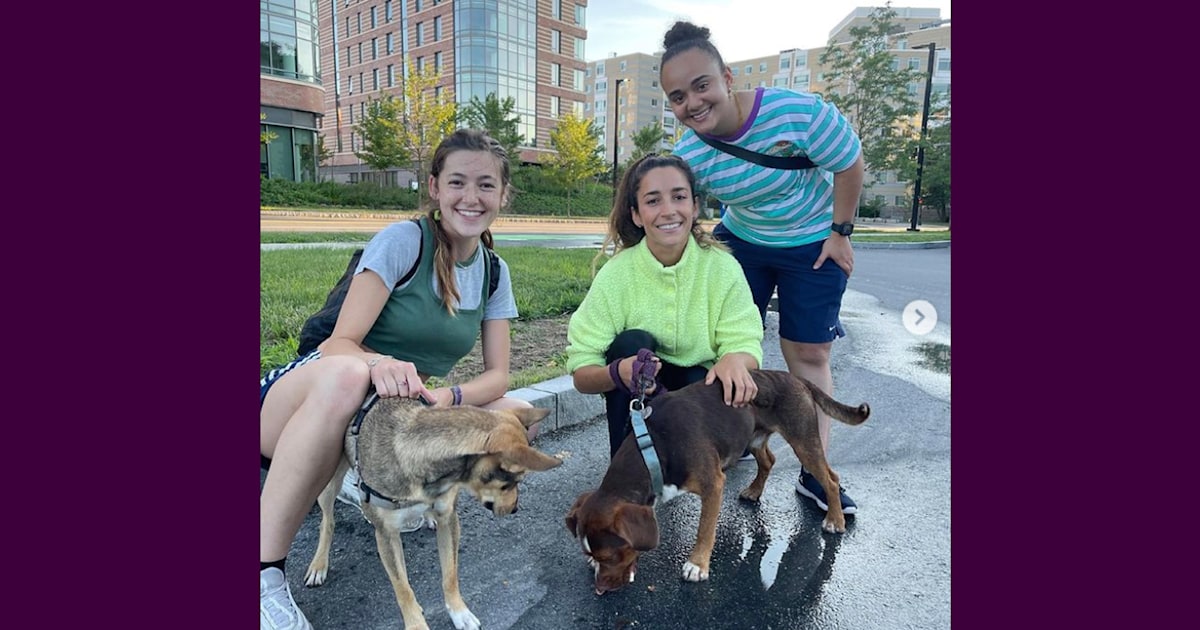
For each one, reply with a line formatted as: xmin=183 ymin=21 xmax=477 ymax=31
xmin=565 ymin=369 xmax=869 ymax=594
xmin=304 ymin=397 xmax=562 ymax=630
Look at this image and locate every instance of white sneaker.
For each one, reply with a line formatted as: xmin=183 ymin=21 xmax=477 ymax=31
xmin=335 ymin=469 xmax=362 ymax=509
xmin=260 ymin=567 xmax=312 ymax=630
xmin=339 ymin=469 xmax=428 ymax=533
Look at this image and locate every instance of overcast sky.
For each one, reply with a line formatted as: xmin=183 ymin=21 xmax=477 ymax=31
xmin=584 ymin=1 xmax=952 ymax=62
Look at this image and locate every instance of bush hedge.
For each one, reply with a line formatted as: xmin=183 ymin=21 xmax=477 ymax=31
xmin=261 ymin=167 xmax=615 ymax=217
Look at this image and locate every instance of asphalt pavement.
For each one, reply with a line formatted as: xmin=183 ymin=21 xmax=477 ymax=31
xmin=261 ymin=242 xmax=952 ymax=629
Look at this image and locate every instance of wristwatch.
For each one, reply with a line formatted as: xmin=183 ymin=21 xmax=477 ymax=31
xmin=830 ymin=222 xmax=855 ymax=237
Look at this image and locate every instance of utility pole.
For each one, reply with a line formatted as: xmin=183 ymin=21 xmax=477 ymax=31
xmin=612 ymin=78 xmax=625 ymax=198
xmin=908 ymin=42 xmax=936 ymax=232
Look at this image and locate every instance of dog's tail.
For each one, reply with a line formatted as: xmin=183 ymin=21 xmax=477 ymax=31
xmin=807 ymin=381 xmax=871 ymax=426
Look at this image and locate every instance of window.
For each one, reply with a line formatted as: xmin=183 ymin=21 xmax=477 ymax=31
xmin=347 ymin=74 xmax=353 ymax=94
xmin=434 ymin=51 xmax=442 ymax=72
xmin=596 ymin=80 xmax=606 ymax=92
xmin=372 ymin=38 xmax=378 ymax=60
xmin=417 ymin=56 xmax=424 ymax=70
xmin=575 ymin=37 xmax=585 ymax=60
xmin=744 ymin=65 xmax=752 ymax=75
xmin=575 ymin=4 xmax=585 ymax=26
xmin=773 ymin=78 xmax=787 ymax=87
xmin=415 ymin=0 xmax=423 ymax=11
xmin=651 ymin=80 xmax=658 ymax=88
xmin=550 ymin=95 xmax=560 ymax=117
xmin=357 ymin=42 xmax=363 ymax=64
xmin=434 ymin=16 xmax=441 ymax=41
xmin=372 ymin=68 xmax=379 ymax=90
xmin=895 ymin=195 xmax=906 ymax=206
xmin=759 ymin=63 xmax=766 ymax=72
xmin=796 ymin=55 xmax=807 ymax=68
xmin=731 ymin=67 xmax=738 ymax=76
xmin=388 ymin=64 xmax=395 ymax=87
xmin=938 ymin=57 xmax=951 ymax=72
xmin=889 ymin=57 xmax=899 ymax=71
xmin=574 ymin=68 xmax=585 ymax=91
xmin=595 ymin=62 xmax=605 ymax=76
xmin=416 ymin=22 xmax=423 ymax=46
xmin=909 ymin=58 xmax=920 ymax=70
xmin=650 ymin=98 xmax=657 ymax=107
xmin=386 ymin=33 xmax=394 ymax=54
xmin=552 ymin=0 xmax=561 ymax=19
xmin=385 ymin=1 xmax=393 ymax=23
xmin=620 ymin=61 xmax=626 ymax=71
xmin=345 ymin=17 xmax=351 ymax=38
xmin=897 ymin=39 xmax=908 ymax=50
xmin=908 ymin=82 xmax=919 ymax=96
xmin=370 ymin=7 xmax=376 ymax=28
xmin=551 ymin=63 xmax=561 ymax=86
xmin=552 ymin=30 xmax=561 ymax=54
xmin=780 ymin=57 xmax=790 ymax=69
xmin=356 ymin=13 xmax=361 ymax=33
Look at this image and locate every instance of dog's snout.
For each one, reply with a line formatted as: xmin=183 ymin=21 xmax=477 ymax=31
xmin=483 ymin=501 xmax=494 ymax=511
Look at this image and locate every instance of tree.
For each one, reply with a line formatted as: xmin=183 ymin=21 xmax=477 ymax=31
xmin=817 ymin=3 xmax=921 ymax=173
xmin=629 ymin=121 xmax=666 ymax=163
xmin=458 ymin=93 xmax=525 ymax=165
xmin=260 ymin=112 xmax=278 ymax=146
xmin=353 ymin=94 xmax=408 ymax=187
xmin=896 ymin=92 xmax=950 ymax=221
xmin=398 ymin=57 xmax=458 ymax=192
xmin=315 ymin=135 xmax=333 ymax=181
xmin=547 ymin=112 xmax=606 ymax=215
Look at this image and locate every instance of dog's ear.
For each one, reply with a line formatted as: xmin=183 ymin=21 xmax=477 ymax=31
xmin=500 ymin=445 xmax=563 ymax=472
xmin=565 ymin=491 xmax=593 ymax=537
xmin=509 ymin=407 xmax=551 ymax=428
xmin=613 ymin=503 xmax=659 ymax=551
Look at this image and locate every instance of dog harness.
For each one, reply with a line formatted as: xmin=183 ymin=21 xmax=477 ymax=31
xmin=629 ymin=348 xmax=666 ymax=497
xmin=346 ymin=389 xmax=431 ymax=510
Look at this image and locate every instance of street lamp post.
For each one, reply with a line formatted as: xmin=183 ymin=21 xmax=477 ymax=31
xmin=907 ymin=42 xmax=936 ymax=232
xmin=612 ymin=78 xmax=625 ymax=195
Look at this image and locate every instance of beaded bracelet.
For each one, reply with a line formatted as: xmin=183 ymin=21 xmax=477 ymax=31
xmin=450 ymin=385 xmax=463 ymax=406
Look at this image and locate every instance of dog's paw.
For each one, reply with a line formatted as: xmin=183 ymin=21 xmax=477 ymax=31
xmin=446 ymin=606 xmax=481 ymax=630
xmin=303 ymin=565 xmax=328 ymax=587
xmin=821 ymin=517 xmax=847 ymax=534
xmin=738 ymin=487 xmax=763 ymax=502
xmin=681 ymin=561 xmax=710 ymax=582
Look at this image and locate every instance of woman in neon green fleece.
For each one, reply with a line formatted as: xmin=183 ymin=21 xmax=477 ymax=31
xmin=566 ymin=154 xmax=764 ymax=456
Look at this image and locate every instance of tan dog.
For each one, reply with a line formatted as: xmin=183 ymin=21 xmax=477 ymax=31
xmin=304 ymin=396 xmax=561 ymax=630
xmin=565 ymin=369 xmax=869 ymax=595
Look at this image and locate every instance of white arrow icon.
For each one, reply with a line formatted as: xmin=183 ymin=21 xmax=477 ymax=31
xmin=903 ymin=300 xmax=938 ymax=335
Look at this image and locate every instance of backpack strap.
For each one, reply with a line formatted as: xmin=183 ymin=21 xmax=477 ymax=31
xmin=696 ymin=133 xmax=817 ymax=170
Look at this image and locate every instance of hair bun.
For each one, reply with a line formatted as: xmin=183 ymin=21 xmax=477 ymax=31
xmin=663 ymin=21 xmax=710 ymax=51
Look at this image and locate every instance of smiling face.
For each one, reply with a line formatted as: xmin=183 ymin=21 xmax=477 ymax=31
xmin=661 ymin=48 xmax=737 ymax=136
xmin=428 ymin=149 xmax=508 ymax=256
xmin=630 ymin=165 xmax=698 ymax=266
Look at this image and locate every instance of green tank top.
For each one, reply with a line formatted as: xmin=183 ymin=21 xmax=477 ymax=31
xmin=362 ymin=217 xmax=488 ymax=377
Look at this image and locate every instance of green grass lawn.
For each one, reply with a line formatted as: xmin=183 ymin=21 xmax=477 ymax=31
xmin=260 ymin=246 xmax=602 ymax=381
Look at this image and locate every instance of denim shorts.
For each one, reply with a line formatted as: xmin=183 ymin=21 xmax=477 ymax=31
xmin=714 ymin=223 xmax=847 ymax=344
xmin=260 ymin=349 xmax=323 ymax=409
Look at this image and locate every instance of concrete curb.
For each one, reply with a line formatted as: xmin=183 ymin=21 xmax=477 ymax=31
xmin=855 ymin=240 xmax=950 ymax=249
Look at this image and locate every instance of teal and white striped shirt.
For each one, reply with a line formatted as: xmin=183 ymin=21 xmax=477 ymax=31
xmin=673 ymin=87 xmax=861 ymax=248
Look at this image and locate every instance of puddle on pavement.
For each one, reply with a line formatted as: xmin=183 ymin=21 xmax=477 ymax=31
xmin=914 ymin=342 xmax=950 ymax=374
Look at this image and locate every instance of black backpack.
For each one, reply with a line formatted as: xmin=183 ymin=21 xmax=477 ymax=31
xmin=296 ymin=219 xmax=501 ymax=356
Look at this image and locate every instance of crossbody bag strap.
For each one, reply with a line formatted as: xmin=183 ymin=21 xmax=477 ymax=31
xmin=696 ymin=134 xmax=816 ymax=170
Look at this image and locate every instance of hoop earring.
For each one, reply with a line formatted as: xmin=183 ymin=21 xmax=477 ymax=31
xmin=434 ymin=209 xmax=441 ymax=221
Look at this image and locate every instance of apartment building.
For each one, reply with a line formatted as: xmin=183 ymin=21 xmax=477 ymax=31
xmin=261 ymin=0 xmax=326 ymax=182
xmin=316 ymin=0 xmax=589 ymax=184
xmin=585 ymin=52 xmax=672 ymax=167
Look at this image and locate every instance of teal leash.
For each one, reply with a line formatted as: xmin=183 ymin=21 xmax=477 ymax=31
xmin=629 ymin=349 xmax=664 ymax=497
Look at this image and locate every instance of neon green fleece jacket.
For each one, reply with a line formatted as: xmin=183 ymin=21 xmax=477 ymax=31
xmin=566 ymin=236 xmax=764 ymax=374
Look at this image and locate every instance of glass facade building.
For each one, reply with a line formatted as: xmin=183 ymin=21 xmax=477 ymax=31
xmin=260 ymin=0 xmax=324 ymax=182
xmin=453 ymin=0 xmax=538 ymax=144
